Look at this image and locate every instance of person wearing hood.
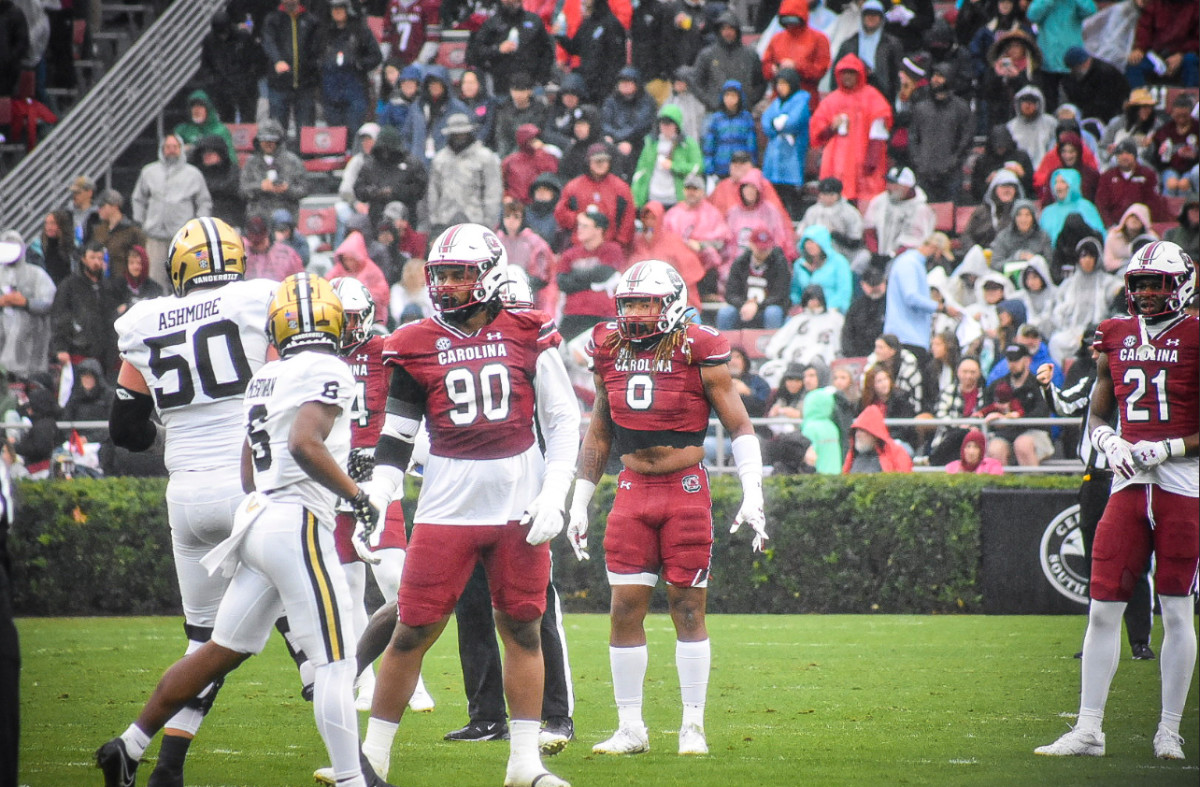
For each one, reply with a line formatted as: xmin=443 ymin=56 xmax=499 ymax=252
xmin=1094 ymin=138 xmax=1169 ymax=228
xmin=627 ymin=201 xmax=705 ymax=310
xmin=664 ymin=174 xmax=734 ymax=292
xmin=426 ymin=114 xmax=503 ymax=232
xmin=791 ymin=225 xmax=853 ymax=314
xmin=719 ymin=226 xmax=791 ymax=330
xmin=402 ymin=64 xmax=470 ymax=166
xmin=239 ymin=118 xmax=308 ymax=223
xmin=762 ymin=0 xmax=832 ymax=107
xmin=694 ymin=12 xmax=767 ymax=111
xmin=601 ymin=67 xmax=658 ymax=179
xmin=1164 ymin=197 xmax=1200 ymax=261
xmin=199 ymin=9 xmax=264 ymax=124
xmin=726 ymin=170 xmax=798 ymax=264
xmin=379 ymin=61 xmax=424 ymax=131
xmin=132 ymin=134 xmax=212 ymax=284
xmin=991 ymin=199 xmax=1052 ymax=265
xmin=328 ymin=230 xmax=390 ymax=319
xmin=767 ymin=283 xmax=845 ymax=367
xmin=108 ymin=245 xmax=164 ymax=317
xmin=173 ymin=90 xmax=237 ymax=162
xmin=908 ymin=62 xmax=975 ymax=202
xmin=61 ymin=357 xmax=113 ymax=444
xmin=455 ymin=67 xmax=497 ymax=146
xmin=1027 ymin=0 xmax=1096 ymax=111
xmin=833 ymin=0 xmax=905 ymax=104
xmin=864 ymin=166 xmax=936 ymax=257
xmin=963 ymin=169 xmax=1023 ymax=250
xmin=842 ymin=403 xmax=914 ymax=473
xmin=335 ymin=121 xmax=380 ymax=241
xmin=1103 ymin=202 xmax=1158 ymax=272
xmin=503 ymin=124 xmax=559 ymax=206
xmin=632 ymin=104 xmax=702 ymax=209
xmin=191 ymin=134 xmax=245 ymax=229
xmin=242 ymin=215 xmax=304 ymax=283
xmin=546 ymin=73 xmax=587 ymax=150
xmin=270 ymin=209 xmax=310 ymax=268
xmin=798 ymin=385 xmax=843 ymax=474
xmin=961 ymin=271 xmax=1014 ymax=363
xmin=354 ymin=124 xmax=429 ymax=230
xmin=666 ymin=66 xmax=708 ymax=143
xmin=1005 ymin=84 xmax=1059 ymax=169
xmin=12 ymin=386 xmax=60 ymax=479
xmin=1040 ymin=167 xmax=1105 ymax=246
xmin=970 ymin=124 xmax=1035 ymax=202
xmin=498 ymin=199 xmax=558 ymax=312
xmin=704 ymin=81 xmax=759 ymax=180
xmin=525 ymin=173 xmax=564 ymax=249
xmin=0 ymin=231 xmax=55 ymax=380
xmin=1014 ymin=253 xmax=1058 ymax=332
xmin=809 ymin=54 xmax=893 ymax=202
xmin=797 ymin=176 xmax=868 ymax=268
xmin=558 ymin=104 xmax=609 ymax=182
xmin=944 ymin=428 xmax=1004 ymax=474
xmin=556 ymin=144 xmax=636 ymax=246
xmin=491 ymin=71 xmax=553 ymax=158
xmin=26 ymin=209 xmax=75 ymax=286
xmin=261 ymin=0 xmax=321 ymax=129
xmin=1049 ymin=210 xmax=1104 ymax=282
xmin=316 ymin=0 xmax=383 ymax=133
xmin=1033 ymin=129 xmax=1100 ymax=206
xmin=841 ymin=264 xmax=888 ymax=357
xmin=709 ymin=150 xmax=790 ymax=220
xmin=1048 ymin=236 xmax=1119 ymax=362
xmin=1061 ymin=46 xmax=1130 ymax=125
xmin=555 ymin=0 xmax=626 ymax=103
xmin=760 ymin=68 xmax=810 ymax=217
xmin=465 ymin=0 xmax=555 ymax=93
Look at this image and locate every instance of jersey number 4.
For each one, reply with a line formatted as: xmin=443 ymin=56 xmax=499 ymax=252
xmin=146 ymin=320 xmax=253 ymax=409
xmin=1124 ymin=368 xmax=1169 ymax=423
xmin=445 ymin=363 xmax=511 ymax=425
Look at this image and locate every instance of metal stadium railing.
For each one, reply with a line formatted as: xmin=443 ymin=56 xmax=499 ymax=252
xmin=0 ymin=0 xmax=227 ymax=240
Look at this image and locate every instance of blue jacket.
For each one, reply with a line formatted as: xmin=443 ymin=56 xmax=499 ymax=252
xmin=1027 ymin=0 xmax=1096 ymax=74
xmin=883 ymin=247 xmax=940 ymax=349
xmin=760 ymin=72 xmax=810 ymax=188
xmin=601 ymin=67 xmax=657 ymax=145
xmin=987 ymin=341 xmax=1063 ymax=387
xmin=702 ymin=81 xmax=759 ymax=176
xmin=791 ymin=225 xmax=853 ymax=313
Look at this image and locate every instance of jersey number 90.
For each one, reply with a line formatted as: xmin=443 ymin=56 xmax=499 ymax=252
xmin=445 ymin=363 xmax=511 ymax=425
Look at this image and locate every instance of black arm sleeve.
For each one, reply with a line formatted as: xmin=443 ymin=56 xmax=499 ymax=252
xmin=109 ymin=388 xmax=158 ymax=452
xmin=376 ymin=363 xmax=424 ymax=470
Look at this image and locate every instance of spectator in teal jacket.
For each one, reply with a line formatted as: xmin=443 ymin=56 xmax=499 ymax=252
xmin=1027 ymin=0 xmax=1096 ymax=109
xmin=1039 ymin=167 xmax=1105 ymax=245
xmin=632 ymin=103 xmax=702 ymax=208
xmin=791 ymin=224 xmax=853 ymax=313
xmin=799 ymin=386 xmax=844 ymax=474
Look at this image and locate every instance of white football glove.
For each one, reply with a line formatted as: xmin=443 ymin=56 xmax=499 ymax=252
xmin=350 ymin=482 xmax=392 ymax=565
xmin=1130 ymin=439 xmax=1172 ymax=471
xmin=730 ymin=480 xmax=768 ymax=553
xmin=1093 ymin=426 xmax=1136 ymax=479
xmin=565 ymin=479 xmax=595 ymax=561
xmin=522 ymin=468 xmax=574 ymax=546
xmin=772 ymin=114 xmax=788 ymax=132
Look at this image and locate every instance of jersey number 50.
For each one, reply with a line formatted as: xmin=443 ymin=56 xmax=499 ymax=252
xmin=445 ymin=363 xmax=511 ymax=425
xmin=147 ymin=320 xmax=253 ymax=409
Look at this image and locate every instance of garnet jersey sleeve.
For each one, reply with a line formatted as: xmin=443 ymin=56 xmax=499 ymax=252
xmin=115 ymin=278 xmax=276 ymax=472
xmin=381 ymin=310 xmax=559 ymax=460
xmin=342 ymin=335 xmax=392 ymax=448
xmin=589 ymin=323 xmax=731 ymax=453
xmin=244 ymin=353 xmax=356 ymax=527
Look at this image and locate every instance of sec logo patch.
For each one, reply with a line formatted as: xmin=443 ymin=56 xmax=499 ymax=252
xmin=681 ymin=474 xmax=701 ymax=493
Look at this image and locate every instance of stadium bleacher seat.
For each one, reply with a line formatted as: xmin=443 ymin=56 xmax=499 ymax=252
xmin=1163 ymin=195 xmax=1187 ymax=219
xmin=954 ymin=205 xmax=976 ymax=236
xmin=298 ymin=206 xmax=337 ymax=252
xmin=226 ymin=122 xmax=256 ymax=166
xmin=367 ymin=15 xmax=385 ymax=42
xmin=931 ymin=201 xmax=955 ymax=234
xmin=299 ymin=126 xmax=349 ymax=172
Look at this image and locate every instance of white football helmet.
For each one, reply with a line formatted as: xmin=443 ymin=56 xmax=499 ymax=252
xmin=329 ymin=276 xmax=376 ymax=348
xmin=425 ymin=223 xmax=508 ymax=315
xmin=1125 ymin=240 xmax=1195 ymax=318
xmin=498 ymin=265 xmax=534 ymax=309
xmin=614 ymin=259 xmax=690 ymax=340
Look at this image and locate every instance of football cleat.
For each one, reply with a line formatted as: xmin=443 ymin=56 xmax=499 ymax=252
xmin=313 ymin=766 xmax=335 ymax=785
xmin=1131 ymin=642 xmax=1156 ymax=660
xmin=166 ymin=216 xmax=246 ymax=296
xmin=592 ymin=723 xmax=650 ymax=755
xmin=444 ymin=720 xmax=509 ymax=741
xmin=1154 ymin=724 xmax=1185 ymax=760
xmin=316 ymin=752 xmax=397 ymax=786
xmin=408 ymin=679 xmax=435 ymax=712
xmin=1035 ymin=726 xmax=1105 ymax=757
xmin=96 ymin=738 xmax=139 ymax=787
xmin=539 ymin=716 xmax=574 ymax=756
xmin=267 ymin=272 xmax=345 ymax=356
xmin=678 ymin=723 xmax=709 ymax=756
xmin=503 ymin=763 xmax=571 ymax=787
xmin=146 ymin=764 xmax=183 ymax=787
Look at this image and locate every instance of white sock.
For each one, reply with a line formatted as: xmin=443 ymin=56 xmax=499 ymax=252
xmin=1159 ymin=595 xmax=1197 ymax=736
xmin=120 ymin=723 xmax=152 ymax=761
xmin=676 ymin=639 xmax=710 ymax=728
xmin=162 ymin=637 xmax=210 ymax=736
xmin=362 ymin=716 xmax=399 ymax=778
xmin=314 ymin=660 xmax=364 ymax=785
xmin=610 ymin=645 xmax=647 ymax=729
xmin=1078 ymin=600 xmax=1125 ymax=733
xmin=507 ymin=718 xmax=542 ymax=771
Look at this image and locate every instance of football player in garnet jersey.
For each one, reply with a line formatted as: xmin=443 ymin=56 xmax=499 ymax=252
xmin=567 ymin=259 xmax=768 ymax=758
xmin=1037 ymin=241 xmax=1198 ymax=761
xmin=353 ymin=224 xmax=580 ymax=787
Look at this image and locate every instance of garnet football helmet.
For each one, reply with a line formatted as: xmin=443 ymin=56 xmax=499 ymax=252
xmin=425 ymin=223 xmax=508 ymax=315
xmin=267 ymin=272 xmax=344 ymax=355
xmin=1125 ymin=240 xmax=1195 ymax=318
xmin=166 ymin=217 xmax=246 ymax=297
xmin=614 ymin=259 xmax=690 ymax=340
xmin=329 ymin=276 xmax=376 ymax=349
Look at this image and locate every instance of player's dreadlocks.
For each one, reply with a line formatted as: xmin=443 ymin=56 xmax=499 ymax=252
xmin=602 ymin=323 xmax=693 ymax=369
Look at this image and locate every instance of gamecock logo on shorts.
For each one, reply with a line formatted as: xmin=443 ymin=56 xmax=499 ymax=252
xmin=681 ymin=474 xmax=701 ymax=493
xmin=1039 ymin=504 xmax=1089 ymax=606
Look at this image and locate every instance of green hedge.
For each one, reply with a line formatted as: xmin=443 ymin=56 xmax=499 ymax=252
xmin=10 ymin=474 xmax=1079 ymax=616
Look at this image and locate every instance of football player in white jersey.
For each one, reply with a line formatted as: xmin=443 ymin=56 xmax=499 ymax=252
xmin=103 ymin=217 xmax=277 ymax=785
xmin=98 ymin=273 xmax=395 ymax=787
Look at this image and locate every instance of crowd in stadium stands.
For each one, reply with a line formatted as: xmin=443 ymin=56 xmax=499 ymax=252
xmin=1 ymin=0 xmax=1198 ymax=479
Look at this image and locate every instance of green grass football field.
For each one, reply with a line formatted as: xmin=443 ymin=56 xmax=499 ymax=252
xmin=16 ymin=613 xmax=1199 ymax=786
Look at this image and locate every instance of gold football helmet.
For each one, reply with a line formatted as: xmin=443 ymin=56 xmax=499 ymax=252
xmin=166 ymin=217 xmax=247 ymax=296
xmin=267 ymin=272 xmax=344 ymax=355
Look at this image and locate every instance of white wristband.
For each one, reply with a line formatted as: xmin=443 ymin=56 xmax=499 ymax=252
xmin=1091 ymin=425 xmax=1116 ymax=449
xmin=570 ymin=478 xmax=596 ymax=511
xmin=731 ymin=433 xmax=763 ymax=486
xmin=1167 ymin=438 xmax=1186 ymax=458
xmin=369 ymin=463 xmax=405 ymax=503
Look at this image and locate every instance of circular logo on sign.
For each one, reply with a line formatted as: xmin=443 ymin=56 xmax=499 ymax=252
xmin=1039 ymin=504 xmax=1089 ymax=605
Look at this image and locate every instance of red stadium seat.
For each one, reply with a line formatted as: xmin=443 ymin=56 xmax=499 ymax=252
xmin=737 ymin=330 xmax=775 ymax=360
xmin=366 ymin=15 xmax=385 ymax=43
xmin=954 ymin=205 xmax=976 ymax=236
xmin=299 ymin=126 xmax=349 ymax=172
xmin=930 ymin=201 xmax=955 ymax=233
xmin=226 ymin=123 xmax=257 ymax=152
xmin=298 ymin=207 xmax=337 ymax=252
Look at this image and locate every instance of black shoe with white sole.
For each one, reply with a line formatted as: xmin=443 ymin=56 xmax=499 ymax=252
xmin=444 ymin=720 xmax=509 ymax=741
xmin=96 ymin=738 xmax=138 ymax=787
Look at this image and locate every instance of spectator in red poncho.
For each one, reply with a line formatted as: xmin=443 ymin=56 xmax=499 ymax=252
xmin=503 ymin=123 xmax=559 ymax=205
xmin=627 ymin=201 xmax=704 ymax=310
xmin=761 ymin=0 xmax=831 ymax=107
xmin=1033 ymin=130 xmax=1099 ymax=205
xmin=808 ymin=54 xmax=892 ymax=203
xmin=842 ymin=403 xmax=914 ymax=473
xmin=709 ymin=150 xmax=788 ymax=218
xmin=725 ymin=169 xmax=797 ymax=265
xmin=328 ymin=229 xmax=390 ymax=318
xmin=555 ymin=144 xmax=636 ymax=247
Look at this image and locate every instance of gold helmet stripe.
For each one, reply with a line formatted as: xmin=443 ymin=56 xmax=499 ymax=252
xmin=195 ymin=216 xmax=226 ymax=275
xmin=296 ymin=272 xmax=315 ymax=333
